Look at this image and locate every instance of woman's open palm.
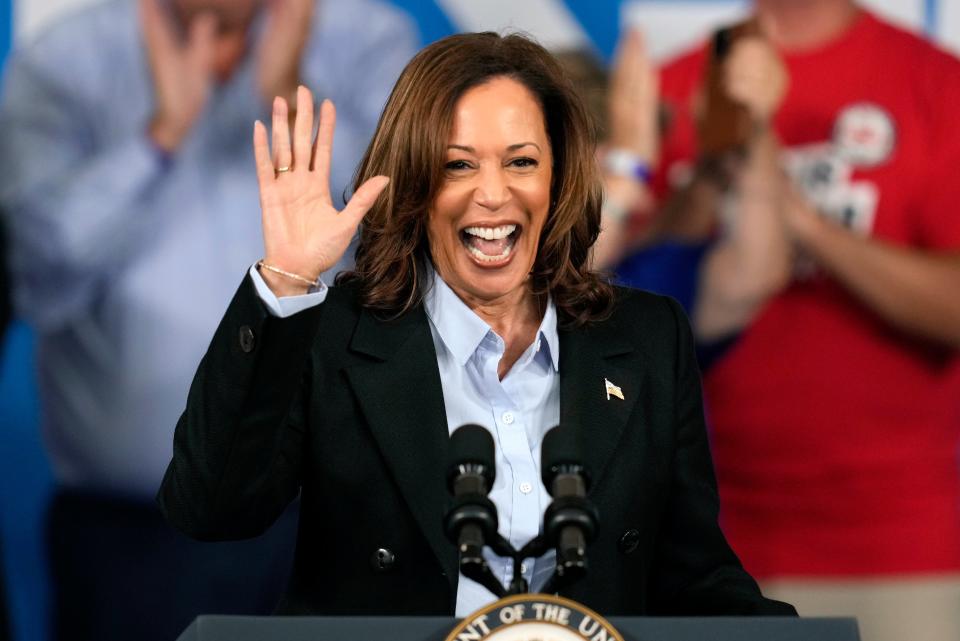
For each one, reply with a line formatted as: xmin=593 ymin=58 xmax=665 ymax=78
xmin=254 ymin=86 xmax=388 ymax=294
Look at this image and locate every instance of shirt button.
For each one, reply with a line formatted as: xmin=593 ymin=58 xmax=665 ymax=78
xmin=519 ymin=482 xmax=533 ymax=494
xmin=520 ymin=562 xmax=529 ymax=574
xmin=501 ymin=412 xmax=515 ymax=425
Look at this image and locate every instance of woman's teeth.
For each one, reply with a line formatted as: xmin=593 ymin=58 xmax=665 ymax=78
xmin=467 ymin=242 xmax=513 ymax=262
xmin=463 ymin=224 xmax=516 ymax=240
xmin=462 ymin=224 xmax=518 ymax=262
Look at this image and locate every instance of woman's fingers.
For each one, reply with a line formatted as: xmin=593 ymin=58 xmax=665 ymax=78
xmin=253 ymin=120 xmax=275 ymax=187
xmin=271 ymin=96 xmax=293 ymax=171
xmin=293 ymin=86 xmax=314 ymax=171
xmin=341 ymin=175 xmax=389 ymax=226
xmin=312 ymin=99 xmax=336 ymax=187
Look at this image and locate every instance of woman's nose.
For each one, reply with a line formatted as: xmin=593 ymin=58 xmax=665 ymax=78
xmin=473 ymin=166 xmax=510 ymax=211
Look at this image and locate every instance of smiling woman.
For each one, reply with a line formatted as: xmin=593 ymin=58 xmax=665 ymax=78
xmin=158 ymin=31 xmax=796 ymax=619
xmin=429 ymin=77 xmax=552 ymax=307
xmin=340 ymin=32 xmax=612 ymax=328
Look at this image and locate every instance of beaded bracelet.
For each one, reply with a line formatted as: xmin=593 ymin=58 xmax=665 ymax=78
xmin=256 ymin=260 xmax=318 ymax=288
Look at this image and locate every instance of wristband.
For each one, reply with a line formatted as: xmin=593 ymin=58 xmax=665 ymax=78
xmin=603 ymin=148 xmax=652 ymax=184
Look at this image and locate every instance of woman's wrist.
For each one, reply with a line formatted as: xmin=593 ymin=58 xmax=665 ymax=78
xmin=257 ymin=260 xmax=316 ymax=297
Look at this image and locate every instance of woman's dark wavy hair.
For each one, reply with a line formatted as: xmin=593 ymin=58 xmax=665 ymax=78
xmin=337 ymin=31 xmax=614 ymax=326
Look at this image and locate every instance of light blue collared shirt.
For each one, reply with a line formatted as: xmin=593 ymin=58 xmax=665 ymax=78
xmin=252 ymin=266 xmax=560 ymax=616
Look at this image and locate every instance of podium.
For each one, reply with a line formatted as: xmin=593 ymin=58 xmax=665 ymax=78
xmin=176 ymin=615 xmax=860 ymax=641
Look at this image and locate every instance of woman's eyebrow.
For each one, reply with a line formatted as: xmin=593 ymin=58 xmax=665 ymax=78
xmin=446 ymin=142 xmax=542 ymax=152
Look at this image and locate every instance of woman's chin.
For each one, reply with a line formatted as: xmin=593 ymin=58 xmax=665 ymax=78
xmin=450 ymin=255 xmax=532 ymax=305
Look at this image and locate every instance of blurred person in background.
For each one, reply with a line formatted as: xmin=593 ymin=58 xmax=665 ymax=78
xmin=588 ymin=28 xmax=658 ymax=273
xmin=0 ymin=0 xmax=416 ymax=639
xmin=591 ymin=28 xmax=732 ymax=341
xmin=616 ymin=1 xmax=960 ymax=640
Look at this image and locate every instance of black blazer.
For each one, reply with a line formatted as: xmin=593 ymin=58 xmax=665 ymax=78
xmin=158 ymin=275 xmax=794 ymax=617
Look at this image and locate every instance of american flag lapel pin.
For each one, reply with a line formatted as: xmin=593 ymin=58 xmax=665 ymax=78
xmin=604 ymin=378 xmax=624 ymax=401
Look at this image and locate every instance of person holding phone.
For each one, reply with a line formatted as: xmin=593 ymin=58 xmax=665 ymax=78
xmin=645 ymin=2 xmax=960 ymax=641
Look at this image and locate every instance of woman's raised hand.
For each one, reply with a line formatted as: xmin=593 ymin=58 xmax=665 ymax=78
xmin=254 ymin=86 xmax=389 ymax=297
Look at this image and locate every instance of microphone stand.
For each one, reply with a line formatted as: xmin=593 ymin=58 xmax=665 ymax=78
xmin=443 ymin=425 xmax=597 ymax=598
xmin=444 ymin=489 xmax=598 ymax=597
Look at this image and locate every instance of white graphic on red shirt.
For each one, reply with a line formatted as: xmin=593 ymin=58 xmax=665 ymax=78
xmin=784 ymin=142 xmax=878 ymax=237
xmin=832 ymin=102 xmax=897 ymax=168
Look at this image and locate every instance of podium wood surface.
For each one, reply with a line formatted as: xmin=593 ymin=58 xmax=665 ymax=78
xmin=176 ymin=615 xmax=860 ymax=641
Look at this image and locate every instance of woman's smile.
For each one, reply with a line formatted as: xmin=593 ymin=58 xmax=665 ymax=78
xmin=460 ymin=223 xmax=521 ymax=265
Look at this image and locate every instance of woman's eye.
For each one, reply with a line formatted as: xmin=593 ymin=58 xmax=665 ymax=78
xmin=444 ymin=160 xmax=471 ymax=171
xmin=509 ymin=157 xmax=538 ymax=169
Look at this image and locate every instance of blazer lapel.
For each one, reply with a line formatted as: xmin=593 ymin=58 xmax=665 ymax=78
xmin=559 ymin=319 xmax=643 ymax=493
xmin=343 ymin=307 xmax=459 ymax=590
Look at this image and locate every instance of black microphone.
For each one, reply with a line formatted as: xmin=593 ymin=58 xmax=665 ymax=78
xmin=541 ymin=426 xmax=598 ymax=591
xmin=443 ymin=424 xmax=506 ymax=598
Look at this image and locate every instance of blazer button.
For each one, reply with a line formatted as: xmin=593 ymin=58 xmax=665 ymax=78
xmin=619 ymin=529 xmax=641 ymax=555
xmin=238 ymin=325 xmax=255 ymax=353
xmin=371 ymin=548 xmax=397 ymax=572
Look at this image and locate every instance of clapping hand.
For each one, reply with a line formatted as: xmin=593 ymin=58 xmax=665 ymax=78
xmin=607 ymin=28 xmax=660 ymax=165
xmin=141 ymin=0 xmax=215 ymax=152
xmin=254 ymin=87 xmax=390 ymax=297
xmin=723 ymin=27 xmax=788 ymax=125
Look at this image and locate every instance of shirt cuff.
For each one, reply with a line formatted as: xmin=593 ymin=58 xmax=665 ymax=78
xmin=248 ymin=264 xmax=328 ymax=318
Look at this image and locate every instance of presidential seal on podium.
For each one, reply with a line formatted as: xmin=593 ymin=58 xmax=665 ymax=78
xmin=445 ymin=594 xmax=624 ymax=641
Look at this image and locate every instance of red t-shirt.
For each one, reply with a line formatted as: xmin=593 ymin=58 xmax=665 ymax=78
xmin=658 ymin=10 xmax=960 ymax=577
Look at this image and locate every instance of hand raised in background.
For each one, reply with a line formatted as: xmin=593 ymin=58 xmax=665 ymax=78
xmin=723 ymin=31 xmax=789 ymax=124
xmin=256 ymin=0 xmax=316 ymax=109
xmin=254 ymin=87 xmax=390 ymax=297
xmin=607 ymin=28 xmax=660 ymax=165
xmin=140 ymin=0 xmax=216 ymax=153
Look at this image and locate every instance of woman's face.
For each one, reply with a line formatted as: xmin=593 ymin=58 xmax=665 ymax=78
xmin=427 ymin=76 xmax=553 ymax=308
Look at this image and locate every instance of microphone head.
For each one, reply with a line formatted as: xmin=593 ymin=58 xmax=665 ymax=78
xmin=447 ymin=424 xmax=496 ymax=492
xmin=541 ymin=426 xmax=589 ymax=491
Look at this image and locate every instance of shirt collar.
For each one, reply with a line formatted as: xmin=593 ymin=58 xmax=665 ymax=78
xmin=423 ymin=266 xmax=560 ymax=372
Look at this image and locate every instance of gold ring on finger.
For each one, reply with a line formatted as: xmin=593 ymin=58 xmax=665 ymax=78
xmin=276 ymin=165 xmax=291 ymax=174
